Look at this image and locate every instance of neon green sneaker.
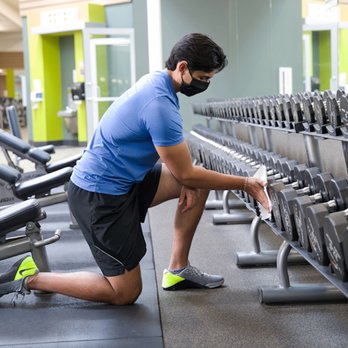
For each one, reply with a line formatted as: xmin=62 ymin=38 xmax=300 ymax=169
xmin=162 ymin=265 xmax=224 ymax=291
xmin=0 ymin=256 xmax=38 ymax=300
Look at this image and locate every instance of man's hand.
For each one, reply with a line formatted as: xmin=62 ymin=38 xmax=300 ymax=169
xmin=245 ymin=177 xmax=271 ymax=212
xmin=178 ymin=186 xmax=200 ymax=213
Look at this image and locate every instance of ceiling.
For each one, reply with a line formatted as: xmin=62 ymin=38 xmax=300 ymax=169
xmin=0 ymin=0 xmax=22 ymax=52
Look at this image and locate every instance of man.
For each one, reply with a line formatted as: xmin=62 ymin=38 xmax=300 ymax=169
xmin=0 ymin=33 xmax=269 ymax=305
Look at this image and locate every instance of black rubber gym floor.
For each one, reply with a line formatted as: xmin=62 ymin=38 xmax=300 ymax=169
xmin=0 ymin=202 xmax=163 ymax=347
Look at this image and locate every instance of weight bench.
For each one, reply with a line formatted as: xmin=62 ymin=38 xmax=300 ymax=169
xmin=6 ymin=105 xmax=55 ymax=154
xmin=0 ymin=129 xmax=81 ymax=180
xmin=0 ymin=163 xmax=73 ymax=208
xmin=0 ymin=199 xmax=61 ymax=272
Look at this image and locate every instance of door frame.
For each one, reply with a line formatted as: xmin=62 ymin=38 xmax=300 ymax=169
xmin=83 ymin=27 xmax=136 ymax=140
xmin=302 ymin=23 xmax=338 ymax=91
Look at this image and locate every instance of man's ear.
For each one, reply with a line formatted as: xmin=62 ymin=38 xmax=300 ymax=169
xmin=177 ymin=60 xmax=188 ymax=73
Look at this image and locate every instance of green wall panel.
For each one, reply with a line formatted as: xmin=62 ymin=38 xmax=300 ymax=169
xmin=318 ymin=31 xmax=331 ymax=91
xmin=42 ymin=36 xmax=63 ymax=141
xmin=5 ymin=69 xmax=15 ymax=98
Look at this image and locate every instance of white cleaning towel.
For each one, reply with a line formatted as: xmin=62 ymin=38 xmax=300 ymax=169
xmin=252 ymin=165 xmax=272 ymax=220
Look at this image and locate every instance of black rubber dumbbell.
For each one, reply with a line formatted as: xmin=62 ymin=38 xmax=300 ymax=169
xmin=312 ymin=90 xmax=338 ymax=135
xmin=282 ymin=95 xmax=293 ymax=130
xmin=302 ymin=94 xmax=316 ymax=132
xmin=312 ymin=93 xmax=329 ymax=134
xmin=278 ymin=172 xmax=332 ymax=245
xmin=277 ymin=169 xmax=329 ymax=241
xmin=288 ymin=95 xmax=305 ymax=132
xmin=242 ymin=156 xmax=299 ymax=216
xmin=269 ymin=98 xmax=279 ymax=128
xmin=275 ymin=96 xmax=286 ymax=128
xmin=292 ymin=172 xmax=334 ymax=251
xmin=326 ymin=97 xmax=343 ymax=136
xmin=252 ymin=99 xmax=261 ymax=124
xmin=232 ymin=154 xmax=295 ymax=202
xmin=323 ymin=208 xmax=348 ymax=281
xmin=305 ymin=178 xmax=348 ymax=265
xmin=268 ymin=164 xmax=314 ymax=230
xmin=339 ymin=94 xmax=348 ymax=138
xmin=320 ymin=89 xmax=347 ymax=137
xmin=262 ymin=98 xmax=272 ymax=126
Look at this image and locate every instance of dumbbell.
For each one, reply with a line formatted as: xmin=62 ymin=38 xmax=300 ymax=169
xmin=210 ymin=145 xmax=258 ymax=178
xmin=292 ymin=172 xmax=334 ymax=252
xmin=312 ymin=93 xmax=329 ymax=134
xmin=252 ymin=98 xmax=260 ymax=124
xmin=224 ymin=101 xmax=235 ymax=121
xmin=262 ymin=98 xmax=272 ymax=126
xmin=326 ymin=93 xmax=348 ymax=137
xmin=268 ymin=164 xmax=316 ymax=230
xmin=312 ymin=90 xmax=339 ymax=135
xmin=236 ymin=100 xmax=244 ymax=121
xmin=269 ymin=97 xmax=279 ymax=127
xmin=282 ymin=95 xmax=292 ymax=129
xmin=323 ymin=89 xmax=347 ymax=136
xmin=326 ymin=97 xmax=343 ymax=136
xmin=237 ymin=158 xmax=298 ymax=222
xmin=302 ymin=95 xmax=316 ymax=132
xmin=278 ymin=172 xmax=333 ymax=242
xmin=301 ymin=91 xmax=325 ymax=132
xmin=275 ymin=96 xmax=286 ymax=128
xmin=239 ymin=99 xmax=247 ymax=122
xmin=230 ymin=153 xmax=294 ymax=202
xmin=323 ymin=208 xmax=348 ymax=281
xmin=241 ymin=151 xmax=292 ymax=182
xmin=242 ymin=98 xmax=251 ymax=120
xmin=289 ymin=95 xmax=305 ymax=132
xmin=305 ymin=178 xmax=348 ymax=265
xmin=339 ymin=94 xmax=348 ymax=137
xmin=336 ymin=88 xmax=346 ymax=99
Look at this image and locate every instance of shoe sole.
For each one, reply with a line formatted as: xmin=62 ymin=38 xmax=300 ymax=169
xmin=163 ymin=279 xmax=224 ymax=291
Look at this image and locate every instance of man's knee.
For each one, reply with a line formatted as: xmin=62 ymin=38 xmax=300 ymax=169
xmin=106 ymin=269 xmax=143 ymax=305
xmin=111 ymin=284 xmax=142 ymax=305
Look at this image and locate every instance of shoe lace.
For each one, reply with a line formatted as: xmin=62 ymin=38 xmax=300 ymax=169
xmin=188 ymin=265 xmax=209 ymax=278
xmin=10 ymin=279 xmax=30 ymax=307
xmin=11 ymin=292 xmax=25 ymax=307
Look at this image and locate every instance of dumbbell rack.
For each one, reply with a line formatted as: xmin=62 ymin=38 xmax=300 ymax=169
xmin=260 ymin=220 xmax=348 ymax=304
xmin=193 ymin=110 xmax=348 ymax=304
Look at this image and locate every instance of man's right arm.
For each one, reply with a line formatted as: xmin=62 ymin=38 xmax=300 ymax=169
xmin=155 ymin=140 xmax=270 ymax=212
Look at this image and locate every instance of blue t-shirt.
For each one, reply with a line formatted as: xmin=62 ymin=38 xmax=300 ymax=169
xmin=71 ymin=70 xmax=184 ymax=195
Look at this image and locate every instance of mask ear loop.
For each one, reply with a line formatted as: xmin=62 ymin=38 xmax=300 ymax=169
xmin=181 ymin=64 xmax=192 ymax=86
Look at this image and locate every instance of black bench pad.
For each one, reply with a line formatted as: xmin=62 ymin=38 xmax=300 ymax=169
xmin=28 ymin=148 xmax=51 ymax=164
xmin=15 ymin=167 xmax=73 ymax=199
xmin=46 ymin=154 xmax=81 ymax=173
xmin=0 ymin=199 xmax=42 ymax=237
xmin=0 ymin=164 xmax=21 ymax=184
xmin=0 ymin=129 xmax=31 ymax=154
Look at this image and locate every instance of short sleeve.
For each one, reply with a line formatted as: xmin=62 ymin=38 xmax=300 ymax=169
xmin=142 ymin=96 xmax=184 ymax=146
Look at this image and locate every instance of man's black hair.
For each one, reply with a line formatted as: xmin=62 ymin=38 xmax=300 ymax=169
xmin=165 ymin=33 xmax=227 ymax=73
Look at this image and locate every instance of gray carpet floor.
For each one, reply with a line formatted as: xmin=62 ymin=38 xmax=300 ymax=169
xmin=149 ymin=194 xmax=348 ymax=348
xmin=0 ymin=202 xmax=163 ymax=347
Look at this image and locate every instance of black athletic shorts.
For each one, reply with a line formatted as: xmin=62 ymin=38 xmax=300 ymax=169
xmin=67 ymin=163 xmax=162 ymax=276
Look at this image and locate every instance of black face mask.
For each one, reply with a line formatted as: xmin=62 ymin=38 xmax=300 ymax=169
xmin=180 ymin=70 xmax=210 ymax=97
